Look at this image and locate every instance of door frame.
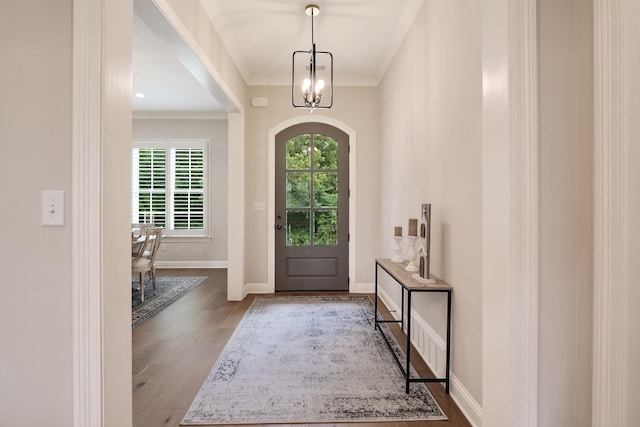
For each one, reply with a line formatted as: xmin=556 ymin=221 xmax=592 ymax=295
xmin=267 ymin=116 xmax=357 ymax=293
xmin=274 ymin=123 xmax=350 ymax=291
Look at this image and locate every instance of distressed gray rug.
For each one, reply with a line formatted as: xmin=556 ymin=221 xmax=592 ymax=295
xmin=181 ymin=295 xmax=446 ymax=425
xmin=132 ymin=276 xmax=206 ymax=330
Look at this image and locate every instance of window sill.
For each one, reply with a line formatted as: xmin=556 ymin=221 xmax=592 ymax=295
xmin=162 ymin=235 xmax=212 ymax=243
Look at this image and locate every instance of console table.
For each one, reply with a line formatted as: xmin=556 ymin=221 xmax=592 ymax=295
xmin=374 ymin=258 xmax=452 ymax=393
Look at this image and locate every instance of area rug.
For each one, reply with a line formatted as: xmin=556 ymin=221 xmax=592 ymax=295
xmin=181 ymin=295 xmax=446 ymax=425
xmin=132 ymin=276 xmax=206 ymax=330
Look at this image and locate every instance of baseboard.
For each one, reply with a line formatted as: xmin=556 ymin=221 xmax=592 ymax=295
xmin=350 ymin=282 xmax=374 ymax=293
xmin=450 ymin=374 xmax=483 ymax=427
xmin=377 ymin=288 xmax=482 ymax=427
xmin=245 ymin=282 xmax=271 ymax=294
xmin=155 ymin=260 xmax=228 ymax=269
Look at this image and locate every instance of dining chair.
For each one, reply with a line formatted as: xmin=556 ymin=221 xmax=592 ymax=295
xmin=131 ymin=227 xmax=163 ymax=302
xmin=132 ymin=222 xmax=156 ymax=237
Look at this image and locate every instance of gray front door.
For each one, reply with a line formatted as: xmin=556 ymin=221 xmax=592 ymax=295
xmin=275 ymin=123 xmax=349 ymax=291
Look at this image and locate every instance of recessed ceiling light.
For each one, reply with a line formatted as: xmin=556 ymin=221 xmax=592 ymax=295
xmin=135 ymin=92 xmax=145 ymax=98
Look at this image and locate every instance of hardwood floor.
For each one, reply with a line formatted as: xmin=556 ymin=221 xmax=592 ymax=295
xmin=132 ymin=269 xmax=471 ymax=427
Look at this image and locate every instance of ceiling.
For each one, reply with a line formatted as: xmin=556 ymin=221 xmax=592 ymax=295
xmin=132 ymin=0 xmax=424 ymax=114
xmin=132 ymin=13 xmax=226 ymax=114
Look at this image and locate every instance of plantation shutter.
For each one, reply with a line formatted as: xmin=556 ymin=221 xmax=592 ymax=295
xmin=170 ymin=147 xmax=205 ymax=231
xmin=132 ymin=140 xmax=208 ymax=237
xmin=132 ymin=147 xmax=167 ymax=226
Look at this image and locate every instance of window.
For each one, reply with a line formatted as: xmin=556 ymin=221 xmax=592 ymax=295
xmin=132 ymin=140 xmax=208 ymax=237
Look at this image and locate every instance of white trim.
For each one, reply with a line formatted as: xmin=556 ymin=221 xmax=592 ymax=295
xmin=155 ymin=260 xmax=227 ymax=269
xmin=244 ymin=282 xmax=271 ymax=294
xmin=350 ymin=282 xmax=375 ymax=294
xmin=267 ymin=116 xmax=357 ymax=293
xmin=593 ymin=0 xmax=630 ymax=425
xmin=508 ymin=1 xmax=539 ymax=426
xmin=72 ymin=0 xmax=104 ymax=425
xmin=133 ymin=111 xmax=228 ymax=120
xmin=159 ymin=236 xmax=213 ymax=243
xmin=450 ymin=374 xmax=483 ymax=427
xmin=481 ymin=0 xmax=539 ymax=425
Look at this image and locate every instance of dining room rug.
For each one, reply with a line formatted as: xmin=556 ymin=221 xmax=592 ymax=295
xmin=181 ymin=295 xmax=446 ymax=425
xmin=132 ymin=276 xmax=206 ymax=330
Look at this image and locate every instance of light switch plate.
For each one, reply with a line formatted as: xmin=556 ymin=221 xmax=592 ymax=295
xmin=253 ymin=201 xmax=266 ymax=211
xmin=42 ymin=190 xmax=65 ymax=226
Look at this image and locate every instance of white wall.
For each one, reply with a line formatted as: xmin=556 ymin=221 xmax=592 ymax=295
xmin=243 ymin=85 xmax=380 ymax=287
xmin=378 ymin=0 xmax=483 ymax=417
xmin=537 ymin=0 xmax=594 ymax=425
xmin=133 ymin=118 xmax=228 ymax=265
xmin=0 ymin=2 xmax=74 ymax=424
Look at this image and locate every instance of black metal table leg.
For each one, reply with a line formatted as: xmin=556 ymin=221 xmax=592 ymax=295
xmin=405 ymin=290 xmax=412 ymax=393
xmin=445 ymin=289 xmax=452 ymax=394
xmin=400 ymin=287 xmax=405 ymax=331
xmin=374 ymin=262 xmax=379 ymax=330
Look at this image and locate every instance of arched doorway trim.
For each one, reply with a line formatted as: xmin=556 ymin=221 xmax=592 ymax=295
xmin=267 ymin=116 xmax=357 ymax=293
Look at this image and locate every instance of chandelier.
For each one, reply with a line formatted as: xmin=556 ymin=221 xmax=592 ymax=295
xmin=292 ymin=4 xmax=333 ymax=111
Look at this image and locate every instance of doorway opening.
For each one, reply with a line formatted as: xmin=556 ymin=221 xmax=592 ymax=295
xmin=274 ymin=123 xmax=349 ymax=291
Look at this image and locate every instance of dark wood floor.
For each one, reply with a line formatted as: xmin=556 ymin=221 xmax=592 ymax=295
xmin=132 ymin=269 xmax=471 ymax=427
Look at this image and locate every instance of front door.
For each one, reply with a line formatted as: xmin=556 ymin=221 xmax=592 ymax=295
xmin=275 ymin=123 xmax=349 ymax=291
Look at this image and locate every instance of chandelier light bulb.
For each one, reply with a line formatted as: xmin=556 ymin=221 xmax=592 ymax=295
xmin=302 ymin=78 xmax=311 ymax=94
xmin=315 ymin=79 xmax=325 ymax=93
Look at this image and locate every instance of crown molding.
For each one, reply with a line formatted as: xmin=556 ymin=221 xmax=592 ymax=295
xmin=132 ymin=111 xmax=228 ymax=120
